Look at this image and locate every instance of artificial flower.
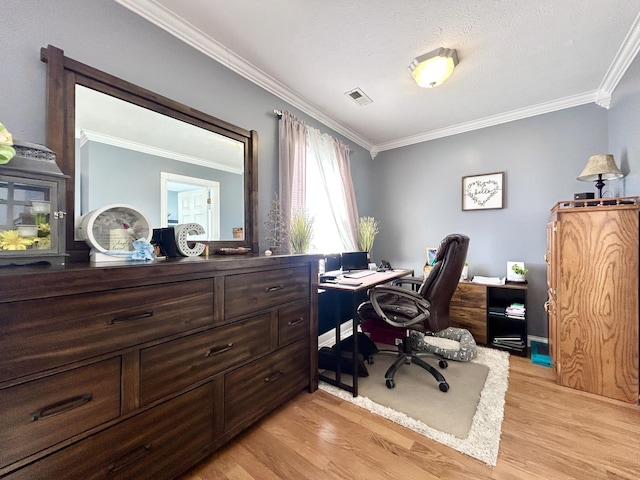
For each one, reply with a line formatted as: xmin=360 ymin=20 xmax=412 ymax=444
xmin=33 ymin=236 xmax=51 ymax=249
xmin=0 ymin=122 xmax=16 ymax=165
xmin=0 ymin=230 xmax=34 ymax=250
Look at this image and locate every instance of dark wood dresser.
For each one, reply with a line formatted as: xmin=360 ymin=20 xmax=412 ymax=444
xmin=0 ymin=254 xmax=319 ymax=479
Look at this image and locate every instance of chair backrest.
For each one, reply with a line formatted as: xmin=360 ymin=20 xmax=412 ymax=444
xmin=418 ymin=234 xmax=470 ymax=332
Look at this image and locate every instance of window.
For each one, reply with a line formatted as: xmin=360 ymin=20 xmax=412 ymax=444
xmin=303 ymin=127 xmax=357 ymax=253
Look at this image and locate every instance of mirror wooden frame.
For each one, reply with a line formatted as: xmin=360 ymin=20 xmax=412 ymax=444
xmin=41 ymin=45 xmax=258 ymax=262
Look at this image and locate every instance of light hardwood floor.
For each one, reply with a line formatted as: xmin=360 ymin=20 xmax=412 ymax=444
xmin=182 ymin=356 xmax=640 ymax=479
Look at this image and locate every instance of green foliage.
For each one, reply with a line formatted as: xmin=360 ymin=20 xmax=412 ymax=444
xmin=512 ymin=264 xmax=528 ymax=275
xmin=358 ymin=216 xmax=380 ymax=253
xmin=289 ymin=209 xmax=314 ymax=254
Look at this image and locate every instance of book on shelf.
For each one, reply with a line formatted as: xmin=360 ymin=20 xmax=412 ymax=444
xmin=492 ymin=335 xmax=525 ymax=348
xmin=493 ymin=340 xmax=525 ymax=350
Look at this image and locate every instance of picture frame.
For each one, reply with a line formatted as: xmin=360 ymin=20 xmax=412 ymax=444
xmin=423 ymin=246 xmax=438 ymax=277
xmin=426 ymin=247 xmax=438 ymax=266
xmin=462 ymin=172 xmax=504 ymax=210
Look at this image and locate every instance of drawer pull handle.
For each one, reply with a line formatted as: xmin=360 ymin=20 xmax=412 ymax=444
xmin=106 ymin=443 xmax=153 ymax=474
xmin=107 ymin=309 xmax=154 ymax=325
xmin=265 ymin=284 xmax=284 ymax=292
xmin=31 ymin=393 xmax=93 ymax=422
xmin=288 ymin=317 xmax=305 ymax=327
xmin=205 ymin=343 xmax=234 ymax=357
xmin=264 ymin=370 xmax=285 ymax=383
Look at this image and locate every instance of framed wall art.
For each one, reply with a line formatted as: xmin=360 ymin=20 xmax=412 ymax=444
xmin=462 ymin=172 xmax=504 ymax=210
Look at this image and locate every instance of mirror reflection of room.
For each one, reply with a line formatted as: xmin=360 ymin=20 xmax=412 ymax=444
xmin=74 ymin=85 xmax=245 ymax=241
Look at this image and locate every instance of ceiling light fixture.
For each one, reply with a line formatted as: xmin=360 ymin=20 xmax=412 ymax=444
xmin=409 ymin=48 xmax=459 ymax=88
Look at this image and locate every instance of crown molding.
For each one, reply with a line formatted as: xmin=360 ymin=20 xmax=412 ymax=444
xmin=597 ymin=10 xmax=640 ymax=107
xmin=116 ymin=0 xmax=639 ymax=160
xmin=114 ymin=0 xmax=374 ymax=151
xmin=79 ymin=129 xmax=242 ymax=175
xmin=371 ymin=91 xmax=598 ymax=155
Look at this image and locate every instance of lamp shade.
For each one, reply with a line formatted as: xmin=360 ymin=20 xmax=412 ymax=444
xmin=409 ymin=48 xmax=459 ymax=88
xmin=577 ymin=154 xmax=623 ymax=181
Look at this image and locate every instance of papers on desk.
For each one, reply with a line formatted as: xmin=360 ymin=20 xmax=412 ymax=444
xmin=471 ymin=276 xmax=505 ymax=285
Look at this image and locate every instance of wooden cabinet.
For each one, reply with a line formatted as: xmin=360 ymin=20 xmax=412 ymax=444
xmin=546 ymin=197 xmax=639 ymax=403
xmin=450 ymin=282 xmax=487 ymax=344
xmin=0 ymin=255 xmax=319 ymax=478
xmin=450 ymin=281 xmax=528 ymax=355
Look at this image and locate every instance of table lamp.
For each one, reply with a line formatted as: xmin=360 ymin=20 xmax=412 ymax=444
xmin=577 ymin=154 xmax=623 ymax=198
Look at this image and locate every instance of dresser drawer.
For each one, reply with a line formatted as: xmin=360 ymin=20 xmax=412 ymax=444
xmin=6 ymin=383 xmax=214 ymax=480
xmin=0 ymin=357 xmax=121 ymax=468
xmin=224 ymin=266 xmax=309 ymax=319
xmin=139 ymin=313 xmax=272 ymax=405
xmin=278 ymin=302 xmax=311 ymax=346
xmin=0 ymin=279 xmax=214 ymax=381
xmin=224 ymin=339 xmax=309 ymax=433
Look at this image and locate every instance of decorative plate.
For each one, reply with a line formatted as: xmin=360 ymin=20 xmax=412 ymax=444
xmin=77 ymin=204 xmax=152 ymax=252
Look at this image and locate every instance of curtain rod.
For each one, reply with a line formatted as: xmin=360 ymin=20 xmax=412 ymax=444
xmin=273 ymin=109 xmax=282 ymax=118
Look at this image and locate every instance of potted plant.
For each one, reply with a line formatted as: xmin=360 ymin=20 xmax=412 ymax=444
xmin=358 ymin=216 xmax=379 ymax=260
xmin=511 ymin=263 xmax=528 ymax=282
xmin=289 ymin=208 xmax=314 ymax=254
xmin=460 ymin=262 xmax=469 ymax=281
xmin=264 ymin=192 xmax=287 ymax=254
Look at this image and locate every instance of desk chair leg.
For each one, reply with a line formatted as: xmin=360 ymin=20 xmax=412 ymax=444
xmin=384 ymin=354 xmax=408 ymax=389
xmin=411 ymin=355 xmax=449 ymax=392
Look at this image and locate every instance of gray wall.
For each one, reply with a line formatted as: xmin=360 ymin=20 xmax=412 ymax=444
xmin=84 ymin=142 xmax=243 ymax=239
xmin=371 ymin=57 xmax=640 ymax=338
xmin=609 ymin=52 xmax=640 ymax=195
xmin=0 ymin=0 xmax=372 ymax=251
xmin=2 ymin=0 xmax=638 ymax=339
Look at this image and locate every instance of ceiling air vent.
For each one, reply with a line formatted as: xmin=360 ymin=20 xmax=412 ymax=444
xmin=345 ymin=88 xmax=373 ymax=107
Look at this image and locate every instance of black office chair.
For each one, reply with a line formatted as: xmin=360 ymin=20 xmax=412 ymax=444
xmin=357 ymin=234 xmax=470 ymax=392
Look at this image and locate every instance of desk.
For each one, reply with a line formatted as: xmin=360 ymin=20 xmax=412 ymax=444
xmin=318 ymin=269 xmax=413 ymax=396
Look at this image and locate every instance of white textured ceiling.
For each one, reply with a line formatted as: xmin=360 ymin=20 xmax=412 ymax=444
xmin=116 ymin=0 xmax=640 ymax=155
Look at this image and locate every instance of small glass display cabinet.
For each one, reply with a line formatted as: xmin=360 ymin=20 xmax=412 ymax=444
xmin=0 ymin=142 xmax=68 ymax=266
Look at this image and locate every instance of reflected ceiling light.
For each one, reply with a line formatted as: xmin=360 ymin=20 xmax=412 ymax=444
xmin=409 ymin=48 xmax=459 ymax=88
xmin=577 ymin=154 xmax=624 ymax=198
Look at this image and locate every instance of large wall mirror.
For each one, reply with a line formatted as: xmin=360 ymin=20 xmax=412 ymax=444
xmin=41 ymin=45 xmax=258 ymax=262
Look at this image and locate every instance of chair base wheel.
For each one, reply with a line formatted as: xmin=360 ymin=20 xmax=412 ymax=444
xmin=439 ymin=359 xmax=448 ymax=369
xmin=439 ymin=382 xmax=449 ymax=392
xmin=386 ymin=379 xmax=395 ymax=389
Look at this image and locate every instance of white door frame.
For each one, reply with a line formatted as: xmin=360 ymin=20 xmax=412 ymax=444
xmin=160 ymin=172 xmax=220 ymax=240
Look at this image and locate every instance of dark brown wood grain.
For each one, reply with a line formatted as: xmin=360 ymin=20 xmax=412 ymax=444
xmin=0 ymin=255 xmax=318 ymax=479
xmin=139 ymin=313 xmax=272 ymax=406
xmin=450 ymin=282 xmax=487 ymax=344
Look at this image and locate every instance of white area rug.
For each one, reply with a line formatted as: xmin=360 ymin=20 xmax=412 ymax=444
xmin=319 ymin=346 xmax=509 ymax=466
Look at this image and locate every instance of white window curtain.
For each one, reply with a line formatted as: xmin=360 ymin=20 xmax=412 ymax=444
xmin=278 ymin=113 xmax=359 ymax=253
xmin=305 ymin=126 xmax=358 ymax=253
xmin=278 ymin=111 xmax=307 ymax=253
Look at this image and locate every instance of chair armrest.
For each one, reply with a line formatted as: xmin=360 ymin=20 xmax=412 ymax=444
xmin=369 ymin=285 xmax=431 ymax=328
xmin=390 ymin=276 xmax=423 ymax=290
